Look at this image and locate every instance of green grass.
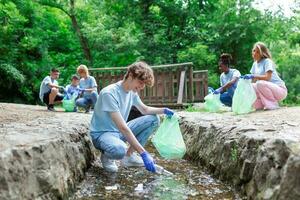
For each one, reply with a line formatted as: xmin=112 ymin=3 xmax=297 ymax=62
xmin=185 ymin=104 xmax=206 ymax=112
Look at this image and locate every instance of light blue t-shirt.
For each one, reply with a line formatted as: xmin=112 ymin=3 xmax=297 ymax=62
xmin=90 ymin=81 xmax=142 ymax=138
xmin=39 ymin=76 xmax=58 ymax=101
xmin=65 ymin=84 xmax=80 ymax=99
xmin=250 ymin=58 xmax=285 ymax=86
xmin=79 ymin=76 xmax=98 ymax=97
xmin=66 ymin=84 xmax=80 ymax=95
xmin=220 ymin=68 xmax=241 ymax=87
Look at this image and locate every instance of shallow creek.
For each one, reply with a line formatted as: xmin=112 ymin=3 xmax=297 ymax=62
xmin=70 ymin=145 xmax=243 ymax=200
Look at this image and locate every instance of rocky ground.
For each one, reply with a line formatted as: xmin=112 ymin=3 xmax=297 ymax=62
xmin=1 ymin=103 xmax=300 ymax=200
xmin=0 ymin=103 xmax=95 ymax=200
xmin=179 ymin=105 xmax=300 ymax=200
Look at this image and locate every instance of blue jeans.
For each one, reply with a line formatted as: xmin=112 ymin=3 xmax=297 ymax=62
xmin=76 ymin=91 xmax=98 ymax=109
xmin=91 ymin=115 xmax=160 ymax=160
xmin=220 ymin=85 xmax=236 ymax=107
xmin=208 ymin=86 xmax=236 ymax=107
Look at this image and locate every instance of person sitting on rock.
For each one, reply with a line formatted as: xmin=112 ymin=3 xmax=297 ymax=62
xmin=241 ymin=42 xmax=287 ymax=110
xmin=212 ymin=53 xmax=241 ymax=106
xmin=39 ymin=68 xmax=64 ymax=111
xmin=75 ymin=64 xmax=98 ymax=113
xmin=90 ymin=61 xmax=175 ymax=173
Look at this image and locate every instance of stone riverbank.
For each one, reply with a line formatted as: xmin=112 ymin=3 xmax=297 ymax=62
xmin=179 ymin=106 xmax=300 ymax=200
xmin=0 ymin=103 xmax=94 ymax=200
xmin=1 ymin=103 xmax=299 ymax=200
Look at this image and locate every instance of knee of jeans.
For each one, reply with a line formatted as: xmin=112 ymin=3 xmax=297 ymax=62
xmin=91 ymin=92 xmax=98 ymax=103
xmin=75 ymin=99 xmax=81 ymax=106
xmin=76 ymin=98 xmax=85 ymax=107
xmin=109 ymin=145 xmax=126 ymax=160
xmin=149 ymin=114 xmax=160 ymax=128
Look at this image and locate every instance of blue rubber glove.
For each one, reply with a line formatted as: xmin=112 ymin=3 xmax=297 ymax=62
xmin=140 ymin=151 xmax=156 ymax=172
xmin=213 ymin=87 xmax=223 ymax=94
xmin=242 ymin=74 xmax=254 ymax=80
xmin=163 ymin=108 xmax=174 ymax=118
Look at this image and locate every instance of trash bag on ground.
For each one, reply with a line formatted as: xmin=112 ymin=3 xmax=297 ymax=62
xmin=232 ymin=79 xmax=256 ymax=114
xmin=152 ymin=115 xmax=186 ymax=159
xmin=204 ymin=93 xmax=222 ymax=112
xmin=62 ymin=94 xmax=76 ymax=112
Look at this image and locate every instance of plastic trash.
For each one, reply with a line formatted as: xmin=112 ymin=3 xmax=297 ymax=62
xmin=62 ymin=94 xmax=77 ymax=112
xmin=134 ymin=183 xmax=144 ymax=192
xmin=105 ymin=185 xmax=118 ymax=190
xmin=152 ymin=115 xmax=186 ymax=159
xmin=232 ymin=79 xmax=257 ymax=114
xmin=155 ymin=164 xmax=173 ymax=176
xmin=204 ymin=93 xmax=222 ymax=112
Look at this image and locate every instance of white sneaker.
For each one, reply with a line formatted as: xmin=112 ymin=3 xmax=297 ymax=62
xmin=101 ymin=154 xmax=118 ymax=172
xmin=121 ymin=152 xmax=144 ymax=167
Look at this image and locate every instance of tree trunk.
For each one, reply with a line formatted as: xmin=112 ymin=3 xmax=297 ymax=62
xmin=70 ymin=0 xmax=92 ymax=65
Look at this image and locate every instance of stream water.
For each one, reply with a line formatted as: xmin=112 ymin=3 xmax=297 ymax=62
xmin=70 ymin=145 xmax=243 ymax=200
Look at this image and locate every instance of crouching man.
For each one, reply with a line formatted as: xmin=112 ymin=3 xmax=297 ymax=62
xmin=90 ymin=61 xmax=174 ymax=172
xmin=39 ymin=68 xmax=64 ymax=111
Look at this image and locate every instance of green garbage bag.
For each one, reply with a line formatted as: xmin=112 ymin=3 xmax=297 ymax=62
xmin=204 ymin=93 xmax=222 ymax=112
xmin=152 ymin=115 xmax=186 ymax=159
xmin=232 ymin=79 xmax=256 ymax=114
xmin=62 ymin=95 xmax=76 ymax=112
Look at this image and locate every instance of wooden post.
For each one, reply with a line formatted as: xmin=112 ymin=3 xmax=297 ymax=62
xmin=177 ymin=70 xmax=186 ymax=104
xmin=188 ymin=65 xmax=194 ymax=102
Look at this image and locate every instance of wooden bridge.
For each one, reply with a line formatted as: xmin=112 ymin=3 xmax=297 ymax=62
xmin=89 ymin=62 xmax=208 ymax=107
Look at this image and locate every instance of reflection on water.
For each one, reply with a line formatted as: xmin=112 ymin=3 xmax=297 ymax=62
xmin=70 ymin=145 xmax=243 ymax=200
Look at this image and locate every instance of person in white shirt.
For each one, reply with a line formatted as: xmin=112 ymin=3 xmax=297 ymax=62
xmin=241 ymin=42 xmax=287 ymax=110
xmin=39 ymin=68 xmax=64 ymax=111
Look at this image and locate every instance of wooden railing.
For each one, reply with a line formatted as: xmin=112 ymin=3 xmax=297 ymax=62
xmin=89 ymin=63 xmax=208 ymax=107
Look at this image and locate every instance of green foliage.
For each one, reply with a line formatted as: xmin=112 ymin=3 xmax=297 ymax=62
xmin=185 ymin=104 xmax=205 ymax=112
xmin=178 ymin=43 xmax=216 ymax=70
xmin=0 ymin=0 xmax=299 ymax=105
xmin=0 ymin=63 xmax=25 ymax=87
xmin=0 ymin=63 xmax=25 ymax=101
xmin=271 ymin=42 xmax=300 ymax=105
xmin=231 ymin=143 xmax=238 ymax=162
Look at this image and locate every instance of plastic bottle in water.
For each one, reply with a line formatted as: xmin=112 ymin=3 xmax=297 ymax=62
xmin=154 ymin=164 xmax=173 ymax=176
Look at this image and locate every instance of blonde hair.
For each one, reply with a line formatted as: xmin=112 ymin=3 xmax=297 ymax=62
xmin=77 ymin=64 xmax=89 ymax=76
xmin=124 ymin=61 xmax=154 ymax=87
xmin=253 ymin=42 xmax=272 ymax=59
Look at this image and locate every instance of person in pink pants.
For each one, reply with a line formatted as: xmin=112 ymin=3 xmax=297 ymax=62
xmin=242 ymin=42 xmax=287 ymax=110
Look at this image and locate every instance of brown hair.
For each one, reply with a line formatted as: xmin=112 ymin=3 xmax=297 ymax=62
xmin=253 ymin=42 xmax=272 ymax=59
xmin=51 ymin=68 xmax=59 ymax=73
xmin=71 ymin=74 xmax=79 ymax=80
xmin=124 ymin=61 xmax=154 ymax=87
xmin=77 ymin=64 xmax=89 ymax=76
